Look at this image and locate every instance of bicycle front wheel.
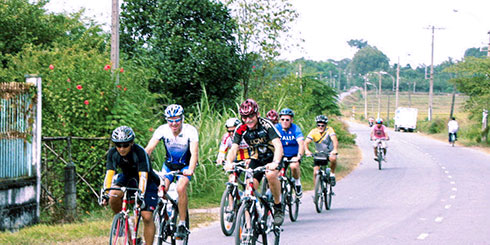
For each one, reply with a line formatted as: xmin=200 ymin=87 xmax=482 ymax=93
xmin=220 ymin=186 xmax=237 ymax=236
xmin=377 ymin=150 xmax=383 ymax=170
xmin=266 ymin=225 xmax=281 ymax=245
xmin=235 ymin=202 xmax=257 ymax=245
xmin=314 ymin=174 xmax=323 ymax=213
xmin=154 ymin=204 xmax=169 ymax=245
xmin=109 ymin=213 xmax=129 ymax=245
xmin=325 ymin=181 xmax=332 ymax=210
xmin=287 ymin=183 xmax=299 ymax=222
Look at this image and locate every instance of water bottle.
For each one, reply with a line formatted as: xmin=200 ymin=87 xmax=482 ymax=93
xmin=256 ymin=198 xmax=263 ymax=217
xmin=265 ymin=189 xmax=272 ymax=203
xmin=168 ymin=183 xmax=178 ymax=202
xmin=167 ymin=201 xmax=173 ymax=217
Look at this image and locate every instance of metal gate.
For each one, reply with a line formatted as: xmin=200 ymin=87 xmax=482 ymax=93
xmin=0 ymin=76 xmax=42 ymax=231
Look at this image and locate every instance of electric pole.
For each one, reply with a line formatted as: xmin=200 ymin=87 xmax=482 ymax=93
xmin=425 ymin=25 xmax=444 ymax=121
xmin=111 ymin=0 xmax=120 ymax=84
xmin=396 ymin=58 xmax=400 ymax=109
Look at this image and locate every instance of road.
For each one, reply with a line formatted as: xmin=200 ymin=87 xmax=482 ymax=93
xmin=188 ymin=121 xmax=490 ymax=244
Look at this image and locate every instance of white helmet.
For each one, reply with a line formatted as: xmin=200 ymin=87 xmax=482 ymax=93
xmin=225 ymin=118 xmax=240 ymax=128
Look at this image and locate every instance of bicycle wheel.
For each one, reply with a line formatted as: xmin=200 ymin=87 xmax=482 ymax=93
xmin=220 ymin=186 xmax=237 ymax=236
xmin=235 ymin=202 xmax=257 ymax=245
xmin=377 ymin=149 xmax=383 ymax=170
xmin=109 ymin=213 xmax=129 ymax=245
xmin=325 ymin=181 xmax=332 ymax=210
xmin=314 ymin=174 xmax=323 ymax=213
xmin=287 ymin=182 xmax=299 ymax=222
xmin=154 ymin=204 xmax=169 ymax=245
xmin=170 ymin=206 xmax=190 ymax=245
xmin=266 ymin=224 xmax=281 ymax=245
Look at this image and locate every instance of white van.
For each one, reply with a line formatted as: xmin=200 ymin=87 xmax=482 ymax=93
xmin=394 ymin=107 xmax=418 ymax=132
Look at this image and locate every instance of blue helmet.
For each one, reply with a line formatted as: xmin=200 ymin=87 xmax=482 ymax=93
xmin=165 ymin=104 xmax=184 ymax=118
xmin=376 ymin=118 xmax=383 ymax=124
xmin=279 ymin=108 xmax=294 ymax=117
xmin=111 ymin=126 xmax=135 ymax=143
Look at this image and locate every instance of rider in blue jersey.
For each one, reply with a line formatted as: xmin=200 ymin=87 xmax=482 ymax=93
xmin=145 ymin=104 xmax=198 ymax=239
xmin=275 ymin=108 xmax=305 ymax=197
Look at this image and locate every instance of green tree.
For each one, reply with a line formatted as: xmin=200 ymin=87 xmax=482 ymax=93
xmin=120 ymin=0 xmax=244 ymax=108
xmin=348 ymin=45 xmax=390 ymax=78
xmin=347 ymin=39 xmax=368 ymax=50
xmin=464 ymin=47 xmax=487 ymax=58
xmin=223 ymin=0 xmax=299 ymax=98
xmin=445 ymin=57 xmax=490 ymax=142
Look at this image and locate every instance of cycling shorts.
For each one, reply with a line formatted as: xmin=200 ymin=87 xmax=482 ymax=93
xmin=283 ymin=156 xmax=301 ymax=170
xmin=162 ymin=164 xmax=191 ymax=183
xmin=248 ymin=158 xmax=281 ymax=182
xmin=115 ymin=173 xmax=158 ymax=211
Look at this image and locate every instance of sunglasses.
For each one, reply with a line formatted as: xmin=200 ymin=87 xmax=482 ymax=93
xmin=115 ymin=142 xmax=131 ymax=148
xmin=227 ymin=130 xmax=235 ymax=133
xmin=167 ymin=118 xmax=182 ymax=123
xmin=317 ymin=124 xmax=326 ymax=128
xmin=280 ymin=118 xmax=290 ymax=122
xmin=241 ymin=114 xmax=256 ymax=120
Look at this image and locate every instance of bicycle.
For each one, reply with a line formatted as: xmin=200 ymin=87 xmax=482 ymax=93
xmin=235 ymin=165 xmax=281 ymax=245
xmin=309 ymin=152 xmax=334 ymax=213
xmin=279 ymin=157 xmax=300 ymax=222
xmin=449 ymin=132 xmax=456 ymax=147
xmin=99 ymin=186 xmax=144 ymax=245
xmin=217 ymin=161 xmax=246 ymax=236
xmin=153 ymin=170 xmax=190 ymax=245
xmin=372 ymin=138 xmax=387 ymax=170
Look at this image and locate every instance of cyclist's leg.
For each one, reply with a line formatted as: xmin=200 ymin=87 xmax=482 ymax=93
xmin=382 ymin=141 xmax=387 ymax=155
xmin=265 ymin=167 xmax=281 ymax=205
xmin=328 ymin=153 xmax=337 ymax=174
xmin=176 ymin=166 xmax=191 ymax=224
xmin=109 ymin=173 xmax=128 ymax=213
xmin=142 ymin=182 xmax=158 ymax=245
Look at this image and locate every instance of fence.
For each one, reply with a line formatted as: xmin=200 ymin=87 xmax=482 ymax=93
xmin=0 ymin=77 xmax=42 ymax=231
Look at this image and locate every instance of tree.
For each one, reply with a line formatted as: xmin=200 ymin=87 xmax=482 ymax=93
xmin=347 ymin=39 xmax=368 ymax=50
xmin=445 ymin=57 xmax=490 ymax=142
xmin=347 ymin=45 xmax=390 ymax=77
xmin=464 ymin=47 xmax=487 ymax=58
xmin=223 ymin=0 xmax=299 ymax=98
xmin=120 ymin=0 xmax=244 ymax=108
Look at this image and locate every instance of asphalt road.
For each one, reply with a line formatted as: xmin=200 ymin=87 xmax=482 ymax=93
xmin=188 ymin=121 xmax=490 ymax=244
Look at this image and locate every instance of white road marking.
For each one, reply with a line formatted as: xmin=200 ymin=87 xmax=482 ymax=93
xmin=450 ymin=181 xmax=456 ymax=185
xmin=435 ymin=217 xmax=444 ymax=222
xmin=450 ymin=195 xmax=456 ymax=199
xmin=452 ymin=188 xmax=457 ymax=191
xmin=448 ymin=175 xmax=453 ymax=179
xmin=441 ymin=166 xmax=446 ymax=169
xmin=444 ymin=170 xmax=449 ymax=174
xmin=445 ymin=204 xmax=451 ymax=209
xmin=417 ymin=233 xmax=429 ymax=240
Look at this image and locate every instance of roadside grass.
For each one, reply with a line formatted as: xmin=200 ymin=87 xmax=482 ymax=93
xmin=0 ymin=145 xmax=362 ymax=245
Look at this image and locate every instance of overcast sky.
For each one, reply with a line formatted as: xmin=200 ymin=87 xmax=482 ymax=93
xmin=45 ymin=0 xmax=490 ymax=68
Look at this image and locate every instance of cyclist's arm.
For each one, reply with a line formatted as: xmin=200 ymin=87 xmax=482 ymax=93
xmin=226 ymin=143 xmax=239 ymax=164
xmin=188 ymin=140 xmax=199 ymax=174
xmin=103 ymin=170 xmax=116 ymax=191
xmin=330 ymin=134 xmax=339 ymax=155
xmin=304 ymin=137 xmax=313 ymax=156
xmin=271 ymin=138 xmax=284 ymax=165
xmin=138 ymin=171 xmax=148 ymax=195
xmin=145 ymin=138 xmax=159 ymax=156
xmin=296 ymin=138 xmax=305 ymax=159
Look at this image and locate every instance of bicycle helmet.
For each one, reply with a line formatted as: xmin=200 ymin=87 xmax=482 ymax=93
xmin=225 ymin=118 xmax=240 ymax=128
xmin=279 ymin=108 xmax=294 ymax=117
xmin=239 ymin=99 xmax=259 ymax=116
xmin=266 ymin=109 xmax=278 ymax=122
xmin=111 ymin=126 xmax=135 ymax=143
xmin=376 ymin=118 xmax=383 ymax=124
xmin=315 ymin=115 xmax=328 ymax=124
xmin=164 ymin=104 xmax=184 ymax=118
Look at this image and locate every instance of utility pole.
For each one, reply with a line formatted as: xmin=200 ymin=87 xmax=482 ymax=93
xmin=111 ymin=0 xmax=120 ymax=85
xmin=396 ymin=58 xmax=400 ymax=109
xmin=425 ymin=25 xmax=444 ymax=121
xmin=364 ymin=76 xmax=368 ymax=119
xmin=377 ymin=73 xmax=382 ymax=119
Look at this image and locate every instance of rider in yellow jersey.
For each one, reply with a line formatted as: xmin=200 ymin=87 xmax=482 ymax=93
xmin=304 ymin=115 xmax=338 ymax=186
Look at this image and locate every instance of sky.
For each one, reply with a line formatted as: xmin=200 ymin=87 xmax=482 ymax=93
xmin=44 ymin=0 xmax=490 ymax=68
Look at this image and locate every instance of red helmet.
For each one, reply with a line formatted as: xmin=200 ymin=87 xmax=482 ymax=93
xmin=239 ymin=99 xmax=259 ymax=116
xmin=266 ymin=109 xmax=278 ymax=121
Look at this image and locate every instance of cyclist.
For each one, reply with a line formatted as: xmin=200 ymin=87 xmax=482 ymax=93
xmin=370 ymin=118 xmax=390 ymax=161
xmin=225 ymin=99 xmax=285 ymax=226
xmin=275 ymin=108 xmax=305 ymax=197
xmin=304 ymin=115 xmax=338 ymax=186
xmin=448 ymin=117 xmax=459 ymax=144
xmin=368 ymin=117 xmax=375 ymax=127
xmin=267 ymin=109 xmax=279 ymax=125
xmin=145 ymin=104 xmax=199 ymax=240
xmin=216 ymin=117 xmax=250 ymax=165
xmin=102 ymin=126 xmax=160 ymax=245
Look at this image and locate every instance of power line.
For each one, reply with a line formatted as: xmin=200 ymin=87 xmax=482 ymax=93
xmin=424 ymin=25 xmax=445 ymax=121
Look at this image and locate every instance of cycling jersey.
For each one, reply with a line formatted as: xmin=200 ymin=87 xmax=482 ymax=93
xmin=150 ymin=123 xmax=199 ymax=167
xmin=275 ymin=123 xmax=303 ymax=157
xmin=306 ymin=127 xmax=336 ymax=153
xmin=104 ymin=144 xmax=160 ymax=210
xmin=233 ymin=117 xmax=281 ymax=163
xmin=371 ymin=125 xmax=387 ymax=139
xmin=448 ymin=120 xmax=459 ymax=133
xmin=218 ymin=132 xmax=250 ymax=161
